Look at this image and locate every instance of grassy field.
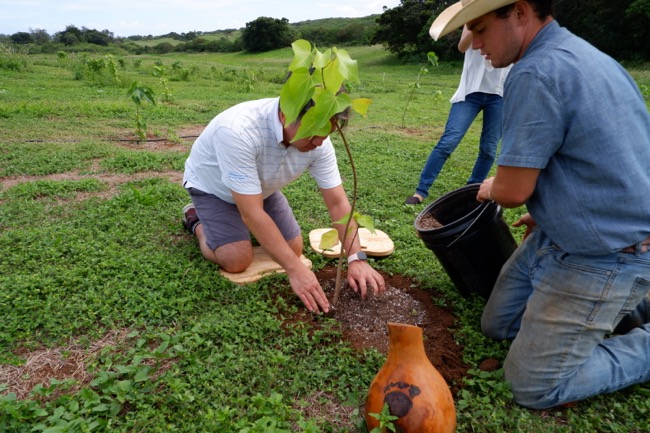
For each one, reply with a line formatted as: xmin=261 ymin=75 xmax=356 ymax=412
xmin=1 ymin=44 xmax=650 ymax=432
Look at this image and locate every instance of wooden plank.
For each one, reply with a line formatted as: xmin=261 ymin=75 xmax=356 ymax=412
xmin=219 ymin=246 xmax=312 ymax=284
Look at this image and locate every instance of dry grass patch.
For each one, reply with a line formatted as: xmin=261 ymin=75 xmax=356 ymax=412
xmin=0 ymin=329 xmax=175 ymax=400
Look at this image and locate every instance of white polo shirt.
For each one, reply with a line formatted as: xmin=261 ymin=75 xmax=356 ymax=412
xmin=183 ymin=97 xmax=342 ymax=203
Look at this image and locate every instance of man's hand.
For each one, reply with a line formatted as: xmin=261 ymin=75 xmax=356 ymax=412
xmin=346 ymin=261 xmax=386 ymax=299
xmin=287 ymin=266 xmax=331 ymax=313
xmin=477 ymin=177 xmax=495 ymax=203
xmin=512 ymin=212 xmax=537 ymax=240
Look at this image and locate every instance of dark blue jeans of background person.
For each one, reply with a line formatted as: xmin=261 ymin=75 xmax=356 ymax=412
xmin=415 ymin=91 xmax=504 ymax=199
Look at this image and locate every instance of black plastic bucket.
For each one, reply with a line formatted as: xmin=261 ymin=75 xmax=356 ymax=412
xmin=414 ymin=184 xmax=517 ymax=299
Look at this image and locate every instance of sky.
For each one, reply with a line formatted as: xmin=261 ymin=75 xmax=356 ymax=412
xmin=1 ymin=0 xmax=403 ymax=37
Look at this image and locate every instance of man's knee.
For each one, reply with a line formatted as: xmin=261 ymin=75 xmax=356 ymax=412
xmin=509 ymin=383 xmax=558 ymax=410
xmin=218 ymin=256 xmax=253 ymax=273
xmin=481 ymin=310 xmax=506 ymax=340
xmin=504 ymin=356 xmax=559 ymax=410
xmin=213 ymin=242 xmax=254 ymax=273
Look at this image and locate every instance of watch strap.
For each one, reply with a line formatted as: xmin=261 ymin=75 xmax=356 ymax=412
xmin=347 ymin=251 xmax=368 ymax=264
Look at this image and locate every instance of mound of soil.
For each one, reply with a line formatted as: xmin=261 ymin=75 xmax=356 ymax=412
xmin=282 ymin=265 xmax=472 ymax=394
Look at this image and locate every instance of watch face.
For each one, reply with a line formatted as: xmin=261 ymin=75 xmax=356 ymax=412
xmin=357 ymin=251 xmax=368 ymax=260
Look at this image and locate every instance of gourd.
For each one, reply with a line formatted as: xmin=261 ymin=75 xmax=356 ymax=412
xmin=365 ymin=322 xmax=456 ymax=433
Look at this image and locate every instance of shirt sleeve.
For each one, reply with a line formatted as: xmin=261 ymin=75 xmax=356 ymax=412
xmin=309 ymin=139 xmax=342 ymax=189
xmin=498 ymin=70 xmax=566 ymax=169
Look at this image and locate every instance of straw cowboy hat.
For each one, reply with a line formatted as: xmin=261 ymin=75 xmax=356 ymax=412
xmin=430 ymin=0 xmax=519 ymax=40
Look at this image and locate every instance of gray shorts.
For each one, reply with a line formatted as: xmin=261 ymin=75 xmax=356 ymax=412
xmin=186 ymin=188 xmax=301 ymax=251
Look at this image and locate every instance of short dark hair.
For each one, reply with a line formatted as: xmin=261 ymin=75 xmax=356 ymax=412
xmin=495 ymin=0 xmax=554 ymax=20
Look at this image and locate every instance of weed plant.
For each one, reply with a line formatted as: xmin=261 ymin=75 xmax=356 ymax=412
xmin=1 ymin=45 xmax=649 ymax=432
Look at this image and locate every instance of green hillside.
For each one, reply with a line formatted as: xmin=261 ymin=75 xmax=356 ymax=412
xmin=126 ymin=16 xmax=378 ymax=47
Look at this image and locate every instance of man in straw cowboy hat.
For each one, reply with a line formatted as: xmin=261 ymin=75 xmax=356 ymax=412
xmin=431 ymin=0 xmax=650 ymax=409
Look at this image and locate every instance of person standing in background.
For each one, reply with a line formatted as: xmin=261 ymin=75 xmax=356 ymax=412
xmin=405 ymin=25 xmax=511 ymax=205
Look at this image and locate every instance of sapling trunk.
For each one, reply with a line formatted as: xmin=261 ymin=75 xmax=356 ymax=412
xmin=332 ymin=124 xmax=359 ymax=306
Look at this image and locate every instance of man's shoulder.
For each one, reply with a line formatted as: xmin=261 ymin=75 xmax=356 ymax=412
xmin=214 ymin=98 xmax=280 ymax=139
xmin=514 ymin=25 xmax=594 ymax=83
xmin=221 ymin=97 xmax=279 ymax=118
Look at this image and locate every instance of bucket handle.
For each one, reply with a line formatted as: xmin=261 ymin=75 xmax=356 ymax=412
xmin=446 ymin=201 xmax=491 ymax=248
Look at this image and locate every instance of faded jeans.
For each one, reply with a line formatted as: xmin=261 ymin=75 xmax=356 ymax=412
xmin=415 ymin=92 xmax=503 ymax=199
xmin=482 ymin=229 xmax=650 ymax=409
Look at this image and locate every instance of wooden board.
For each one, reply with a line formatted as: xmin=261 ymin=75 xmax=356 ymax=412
xmin=309 ymin=228 xmax=395 ymax=258
xmin=219 ymin=246 xmax=312 ymax=285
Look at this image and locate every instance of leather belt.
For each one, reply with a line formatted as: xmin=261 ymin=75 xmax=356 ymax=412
xmin=621 ymin=235 xmax=650 ymax=253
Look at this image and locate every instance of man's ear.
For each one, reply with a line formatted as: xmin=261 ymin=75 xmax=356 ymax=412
xmin=279 ymin=111 xmax=286 ymax=126
xmin=514 ymin=1 xmax=529 ymax=21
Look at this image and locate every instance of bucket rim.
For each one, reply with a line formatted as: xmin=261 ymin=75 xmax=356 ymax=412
xmin=414 ymin=184 xmax=490 ymax=234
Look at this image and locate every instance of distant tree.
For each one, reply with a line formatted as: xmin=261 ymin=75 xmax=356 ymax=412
xmin=374 ymin=0 xmax=649 ymax=62
xmin=241 ymin=17 xmax=296 ymax=52
xmin=555 ymin=0 xmax=650 ymax=60
xmin=181 ymin=31 xmax=200 ymax=41
xmin=372 ymin=0 xmax=454 ymax=61
xmin=63 ymin=25 xmax=83 ymax=40
xmin=153 ymin=42 xmax=174 ymax=54
xmin=55 ymin=25 xmax=83 ymax=46
xmin=625 ymin=0 xmax=650 ymax=59
xmin=60 ymin=33 xmax=79 ymax=45
xmin=336 ymin=22 xmax=368 ymax=45
xmin=298 ymin=26 xmax=337 ymax=46
xmin=10 ymin=32 xmax=33 ymax=44
xmin=30 ymin=28 xmax=51 ymax=44
xmin=164 ymin=32 xmax=182 ymax=40
xmin=177 ymin=38 xmax=207 ymax=52
xmin=214 ymin=36 xmax=240 ymax=52
xmin=85 ymin=29 xmax=111 ymax=46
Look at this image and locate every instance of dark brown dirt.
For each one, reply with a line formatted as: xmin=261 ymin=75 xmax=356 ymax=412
xmin=282 ymin=265 xmax=471 ymax=394
xmin=416 ymin=212 xmax=444 ymax=229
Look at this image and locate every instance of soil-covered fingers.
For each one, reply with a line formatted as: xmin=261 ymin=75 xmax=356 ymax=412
xmin=347 ymin=263 xmax=386 ymax=299
xmin=297 ymin=292 xmax=330 ymax=313
xmin=289 ymin=271 xmax=330 ymax=313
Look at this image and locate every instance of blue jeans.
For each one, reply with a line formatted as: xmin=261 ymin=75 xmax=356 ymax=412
xmin=482 ymin=229 xmax=650 ymax=409
xmin=415 ymin=92 xmax=504 ymax=198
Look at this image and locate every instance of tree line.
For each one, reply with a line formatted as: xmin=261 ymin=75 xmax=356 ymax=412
xmin=2 ymin=1 xmax=648 ymax=62
xmin=0 ymin=15 xmax=379 ymax=57
xmin=374 ymin=0 xmax=650 ymax=62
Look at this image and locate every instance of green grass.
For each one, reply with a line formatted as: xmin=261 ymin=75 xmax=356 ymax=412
xmin=1 ymin=45 xmax=650 ymax=432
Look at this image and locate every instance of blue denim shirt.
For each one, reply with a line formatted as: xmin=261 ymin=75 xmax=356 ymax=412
xmin=498 ymin=21 xmax=650 ymax=255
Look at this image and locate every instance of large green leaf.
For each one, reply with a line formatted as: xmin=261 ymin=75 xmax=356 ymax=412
xmin=292 ymin=90 xmax=352 ymax=142
xmin=333 ymin=48 xmax=359 ymax=83
xmin=313 ymin=88 xmax=352 ymax=120
xmin=127 ymin=82 xmax=156 ymax=106
xmin=355 ymin=214 xmax=375 ymax=233
xmin=279 ymin=68 xmax=315 ymax=126
xmin=313 ymin=48 xmax=332 ymax=70
xmin=281 ymin=40 xmax=371 ymax=143
xmin=291 ymin=103 xmax=331 ymax=142
xmin=322 ymin=58 xmax=345 ymax=94
xmin=288 ymin=40 xmax=313 ymax=71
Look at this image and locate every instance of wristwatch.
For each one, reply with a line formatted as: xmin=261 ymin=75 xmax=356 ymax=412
xmin=347 ymin=251 xmax=368 ymax=264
